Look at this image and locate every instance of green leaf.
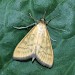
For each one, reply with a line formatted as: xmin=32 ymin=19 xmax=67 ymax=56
xmin=0 ymin=0 xmax=75 ymax=75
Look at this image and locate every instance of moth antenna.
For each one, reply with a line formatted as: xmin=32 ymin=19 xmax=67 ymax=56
xmin=42 ymin=11 xmax=46 ymax=19
xmin=29 ymin=13 xmax=38 ymax=22
xmin=47 ymin=14 xmax=60 ymax=24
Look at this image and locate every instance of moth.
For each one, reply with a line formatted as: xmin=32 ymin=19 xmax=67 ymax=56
xmin=13 ymin=13 xmax=54 ymax=68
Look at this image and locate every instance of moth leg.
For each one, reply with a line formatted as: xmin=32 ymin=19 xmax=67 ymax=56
xmin=29 ymin=13 xmax=38 ymax=22
xmin=13 ymin=23 xmax=36 ymax=29
xmin=32 ymin=57 xmax=35 ymax=62
xmin=48 ymin=25 xmax=66 ymax=32
xmin=50 ymin=37 xmax=56 ymax=41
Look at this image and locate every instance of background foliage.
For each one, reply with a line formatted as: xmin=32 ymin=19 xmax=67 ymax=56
xmin=0 ymin=0 xmax=75 ymax=75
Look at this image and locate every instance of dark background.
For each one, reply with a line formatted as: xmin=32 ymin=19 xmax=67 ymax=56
xmin=0 ymin=0 xmax=75 ymax=75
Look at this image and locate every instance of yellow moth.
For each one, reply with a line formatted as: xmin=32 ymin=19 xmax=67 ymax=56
xmin=13 ymin=14 xmax=54 ymax=68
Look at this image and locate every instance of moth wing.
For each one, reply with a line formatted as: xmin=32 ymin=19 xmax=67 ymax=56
xmin=36 ymin=27 xmax=53 ymax=68
xmin=13 ymin=26 xmax=37 ymax=60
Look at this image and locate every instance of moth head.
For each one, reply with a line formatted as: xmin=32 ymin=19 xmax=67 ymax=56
xmin=40 ymin=18 xmax=46 ymax=24
xmin=40 ymin=18 xmax=44 ymax=22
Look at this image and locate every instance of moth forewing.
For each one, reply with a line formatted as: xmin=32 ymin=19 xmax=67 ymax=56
xmin=13 ymin=25 xmax=37 ymax=60
xmin=35 ymin=22 xmax=53 ymax=68
xmin=13 ymin=20 xmax=54 ymax=68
